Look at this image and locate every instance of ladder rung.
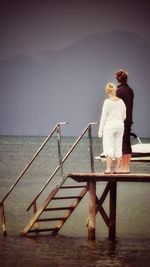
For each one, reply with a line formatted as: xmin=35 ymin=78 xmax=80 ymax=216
xmin=53 ymin=196 xmax=82 ymax=200
xmin=28 ymin=228 xmax=59 ymax=233
xmin=61 ymin=186 xmax=87 ymax=189
xmin=37 ymin=217 xmax=65 ymax=222
xmin=44 ymin=207 xmax=74 ymax=211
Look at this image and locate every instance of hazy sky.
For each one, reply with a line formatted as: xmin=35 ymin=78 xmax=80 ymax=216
xmin=0 ymin=0 xmax=150 ymax=136
xmin=1 ymin=0 xmax=150 ymax=57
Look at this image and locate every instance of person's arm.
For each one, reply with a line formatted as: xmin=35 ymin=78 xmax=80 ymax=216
xmin=121 ymin=101 xmax=126 ymax=121
xmin=98 ymin=100 xmax=108 ymax=137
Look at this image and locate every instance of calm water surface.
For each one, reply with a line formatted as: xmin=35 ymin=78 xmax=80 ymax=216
xmin=0 ymin=136 xmax=150 ymax=267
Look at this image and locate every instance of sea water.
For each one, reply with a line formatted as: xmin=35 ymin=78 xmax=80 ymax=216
xmin=0 ymin=135 xmax=150 ymax=267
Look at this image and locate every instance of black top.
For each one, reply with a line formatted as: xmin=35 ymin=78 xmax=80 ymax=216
xmin=116 ymin=82 xmax=134 ymax=125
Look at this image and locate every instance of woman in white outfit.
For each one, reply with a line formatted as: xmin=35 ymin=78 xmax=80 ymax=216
xmin=98 ymin=83 xmax=126 ymax=173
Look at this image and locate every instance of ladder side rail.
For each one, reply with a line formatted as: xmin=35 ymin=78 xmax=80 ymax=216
xmin=27 ymin=122 xmax=98 ymax=212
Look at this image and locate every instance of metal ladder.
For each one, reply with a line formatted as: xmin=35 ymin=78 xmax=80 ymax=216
xmin=21 ymin=122 xmax=98 ymax=237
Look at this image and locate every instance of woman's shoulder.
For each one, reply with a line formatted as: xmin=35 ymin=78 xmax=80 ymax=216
xmin=118 ymin=98 xmax=126 ymax=108
xmin=103 ymin=98 xmax=110 ymax=104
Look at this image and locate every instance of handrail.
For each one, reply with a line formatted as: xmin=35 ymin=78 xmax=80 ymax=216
xmin=27 ymin=122 xmax=98 ymax=211
xmin=88 ymin=124 xmax=95 ymax=173
xmin=0 ymin=122 xmax=68 ymax=204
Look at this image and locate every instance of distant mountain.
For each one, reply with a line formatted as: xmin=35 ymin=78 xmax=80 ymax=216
xmin=0 ymin=31 xmax=150 ymax=136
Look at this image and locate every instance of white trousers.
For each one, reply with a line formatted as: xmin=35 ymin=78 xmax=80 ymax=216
xmin=103 ymin=127 xmax=124 ymax=158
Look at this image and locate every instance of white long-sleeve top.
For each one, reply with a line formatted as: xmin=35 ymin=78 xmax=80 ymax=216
xmin=98 ymin=98 xmax=126 ymax=137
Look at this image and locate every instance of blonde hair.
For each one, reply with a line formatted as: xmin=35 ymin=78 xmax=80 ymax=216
xmin=105 ymin=82 xmax=116 ymax=95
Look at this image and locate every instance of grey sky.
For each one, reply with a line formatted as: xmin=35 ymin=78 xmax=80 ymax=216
xmin=0 ymin=0 xmax=150 ymax=137
xmin=1 ymin=0 xmax=150 ymax=56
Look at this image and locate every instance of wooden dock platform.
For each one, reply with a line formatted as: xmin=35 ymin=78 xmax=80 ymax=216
xmin=67 ymin=172 xmax=150 ymax=240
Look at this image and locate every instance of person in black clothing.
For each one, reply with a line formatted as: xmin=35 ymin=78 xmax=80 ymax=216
xmin=115 ymin=69 xmax=134 ymax=173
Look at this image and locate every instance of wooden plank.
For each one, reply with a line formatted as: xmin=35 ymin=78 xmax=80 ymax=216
xmin=60 ymin=185 xmax=87 ymax=189
xmin=53 ymin=196 xmax=82 ymax=200
xmin=68 ymin=172 xmax=150 ymax=183
xmin=97 ymin=182 xmax=110 ymax=204
xmin=28 ymin=228 xmax=59 ymax=233
xmin=96 ymin=202 xmax=110 ymax=227
xmin=37 ymin=217 xmax=65 ymax=222
xmin=44 ymin=207 xmax=73 ymax=211
xmin=0 ymin=203 xmax=7 ymax=236
xmin=95 ymin=183 xmax=110 ymax=227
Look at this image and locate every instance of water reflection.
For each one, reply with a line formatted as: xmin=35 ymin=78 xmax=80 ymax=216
xmin=0 ymin=232 xmax=150 ymax=267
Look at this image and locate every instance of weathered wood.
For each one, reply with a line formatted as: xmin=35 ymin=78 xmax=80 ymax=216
xmin=54 ymin=187 xmax=88 ymax=233
xmin=68 ymin=172 xmax=150 ymax=240
xmin=44 ymin=207 xmax=74 ymax=211
xmin=60 ymin=185 xmax=86 ymax=189
xmin=68 ymin=172 xmax=150 ymax=182
xmin=21 ymin=172 xmax=150 ymax=239
xmin=37 ymin=217 xmax=65 ymax=222
xmin=21 ymin=175 xmax=68 ymax=236
xmin=87 ymin=181 xmax=96 ymax=240
xmin=28 ymin=227 xmax=59 ymax=233
xmin=96 ymin=196 xmax=110 ymax=227
xmin=109 ymin=182 xmax=117 ymax=239
xmin=95 ymin=183 xmax=110 ymax=227
xmin=97 ymin=182 xmax=110 ymax=204
xmin=53 ymin=196 xmax=82 ymax=200
xmin=33 ymin=201 xmax=38 ymax=231
xmin=0 ymin=203 xmax=7 ymax=236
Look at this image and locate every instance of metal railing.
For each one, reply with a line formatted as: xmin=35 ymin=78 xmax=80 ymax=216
xmin=26 ymin=122 xmax=98 ymax=214
xmin=0 ymin=122 xmax=98 ymax=235
xmin=0 ymin=122 xmax=68 ymax=235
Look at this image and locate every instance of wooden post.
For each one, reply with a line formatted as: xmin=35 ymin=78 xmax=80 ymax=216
xmin=87 ymin=181 xmax=96 ymax=240
xmin=0 ymin=203 xmax=7 ymax=236
xmin=109 ymin=181 xmax=117 ymax=239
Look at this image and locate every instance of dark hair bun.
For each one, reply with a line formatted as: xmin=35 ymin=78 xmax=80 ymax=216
xmin=115 ymin=69 xmax=128 ymax=81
